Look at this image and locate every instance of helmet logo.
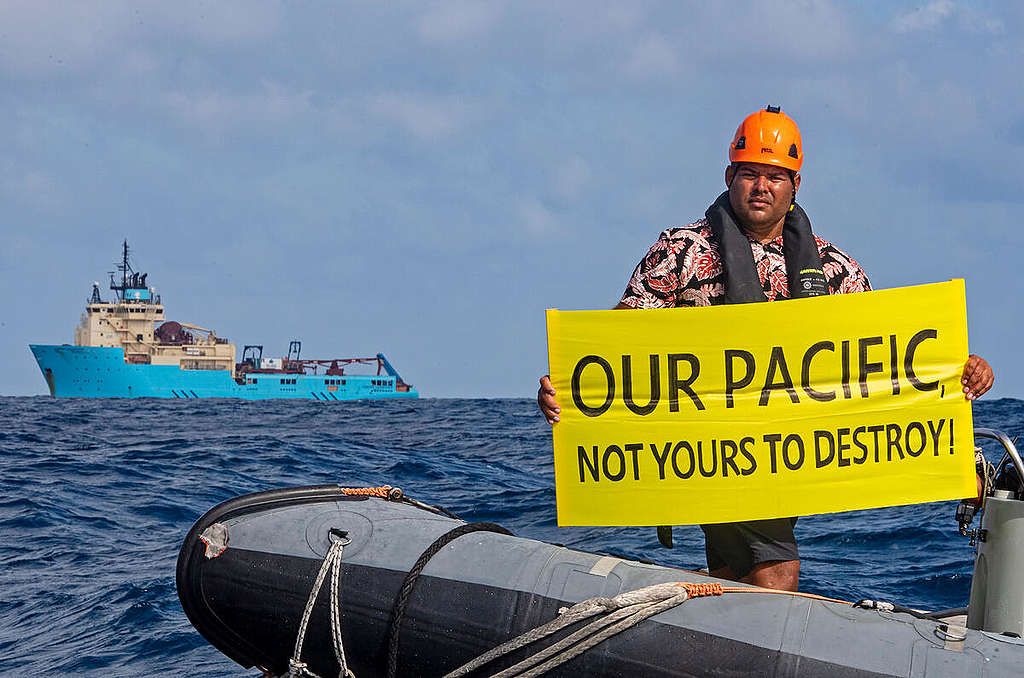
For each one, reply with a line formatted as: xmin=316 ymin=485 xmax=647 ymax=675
xmin=761 ymin=147 xmax=773 ymax=153
xmin=789 ymin=144 xmax=799 ymax=159
xmin=735 ymin=136 xmax=746 ymax=150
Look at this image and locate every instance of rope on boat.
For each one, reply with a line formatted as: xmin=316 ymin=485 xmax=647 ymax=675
xmin=340 ymin=485 xmax=400 ymax=499
xmin=386 ymin=521 xmax=514 ymax=678
xmin=284 ymin=486 xmax=460 ymax=678
xmin=851 ymin=598 xmax=946 ymax=621
xmin=443 ymin=583 xmax=851 ymax=677
xmin=286 ymin=528 xmax=354 ymax=678
xmin=340 ymin=484 xmax=460 ymax=520
xmin=442 ymin=582 xmax=722 ymax=678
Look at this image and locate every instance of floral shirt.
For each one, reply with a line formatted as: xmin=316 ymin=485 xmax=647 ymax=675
xmin=620 ymin=218 xmax=871 ymax=308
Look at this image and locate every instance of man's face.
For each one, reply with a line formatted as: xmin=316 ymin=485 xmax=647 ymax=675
xmin=725 ymin=162 xmax=800 ymax=233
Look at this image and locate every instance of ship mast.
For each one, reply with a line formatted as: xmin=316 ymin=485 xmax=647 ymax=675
xmin=121 ymin=240 xmax=129 ymax=293
xmin=109 ymin=240 xmax=149 ymax=303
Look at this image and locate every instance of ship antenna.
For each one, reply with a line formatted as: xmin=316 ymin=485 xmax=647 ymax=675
xmin=111 ymin=240 xmax=138 ymax=302
xmin=122 ymin=240 xmax=129 ymax=292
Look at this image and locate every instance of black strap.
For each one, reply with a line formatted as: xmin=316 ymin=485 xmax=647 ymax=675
xmin=385 ymin=521 xmax=513 ymax=678
xmin=705 ymin=191 xmax=826 ymax=304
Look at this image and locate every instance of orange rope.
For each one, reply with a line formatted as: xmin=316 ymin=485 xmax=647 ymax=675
xmin=669 ymin=581 xmax=848 ymax=604
xmin=719 ymin=586 xmax=850 ymax=605
xmin=340 ymin=485 xmax=393 ymax=498
xmin=678 ymin=582 xmax=724 ymax=597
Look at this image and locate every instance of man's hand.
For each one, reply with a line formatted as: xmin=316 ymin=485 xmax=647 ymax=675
xmin=539 ymin=303 xmax=629 ymax=424
xmin=962 ymin=354 xmax=994 ymax=400
xmin=538 ymin=375 xmax=560 ymax=424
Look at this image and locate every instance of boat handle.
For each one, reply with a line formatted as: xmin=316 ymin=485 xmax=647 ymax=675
xmin=976 ymin=428 xmax=1024 ymax=494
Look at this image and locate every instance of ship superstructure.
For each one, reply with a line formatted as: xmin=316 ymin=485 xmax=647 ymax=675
xmin=30 ymin=242 xmax=418 ymax=400
xmin=74 ymin=243 xmax=235 ymax=370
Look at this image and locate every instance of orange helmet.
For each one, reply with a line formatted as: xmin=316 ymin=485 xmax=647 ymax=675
xmin=728 ymin=105 xmax=803 ymax=172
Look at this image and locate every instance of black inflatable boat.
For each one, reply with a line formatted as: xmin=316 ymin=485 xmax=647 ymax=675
xmin=177 ymin=481 xmax=1024 ymax=677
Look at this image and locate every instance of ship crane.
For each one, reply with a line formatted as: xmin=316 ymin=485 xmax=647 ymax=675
xmin=177 ymin=322 xmax=219 ymax=338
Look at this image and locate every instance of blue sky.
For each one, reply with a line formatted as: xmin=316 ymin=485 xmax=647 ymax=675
xmin=3 ymin=1 xmax=1021 ymax=399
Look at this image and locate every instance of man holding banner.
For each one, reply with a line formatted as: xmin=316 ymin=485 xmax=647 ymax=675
xmin=538 ymin=106 xmax=994 ymax=591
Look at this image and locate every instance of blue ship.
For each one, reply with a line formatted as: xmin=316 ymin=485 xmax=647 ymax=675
xmin=30 ymin=243 xmax=418 ymax=400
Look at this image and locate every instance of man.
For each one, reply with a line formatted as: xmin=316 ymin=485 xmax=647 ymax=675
xmin=537 ymin=105 xmax=994 ymax=592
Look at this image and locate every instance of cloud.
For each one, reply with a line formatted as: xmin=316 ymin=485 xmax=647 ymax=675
xmin=891 ymin=1 xmax=1003 ymax=35
xmin=150 ymin=0 xmax=282 ymax=44
xmin=517 ymin=196 xmax=560 ymax=236
xmin=621 ymin=33 xmax=681 ymax=79
xmin=364 ymin=92 xmax=477 ymax=142
xmin=0 ymin=1 xmax=130 ymax=76
xmin=891 ymin=0 xmax=955 ymax=33
xmin=418 ymin=0 xmax=505 ymax=45
xmin=160 ymin=81 xmax=313 ymax=135
xmin=695 ymin=1 xmax=854 ymax=63
xmin=0 ymin=160 xmax=64 ymax=213
xmin=553 ymin=155 xmax=592 ymax=201
xmin=0 ymin=0 xmax=282 ymax=77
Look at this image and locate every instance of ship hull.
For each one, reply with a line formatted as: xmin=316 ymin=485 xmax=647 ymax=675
xmin=29 ymin=345 xmax=419 ymax=400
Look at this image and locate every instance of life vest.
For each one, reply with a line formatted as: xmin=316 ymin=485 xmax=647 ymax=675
xmin=704 ymin=191 xmax=827 ymax=304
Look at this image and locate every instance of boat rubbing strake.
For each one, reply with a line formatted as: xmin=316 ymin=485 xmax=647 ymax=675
xmin=177 ymin=429 xmax=1024 ymax=677
xmin=30 ymin=242 xmax=417 ymax=399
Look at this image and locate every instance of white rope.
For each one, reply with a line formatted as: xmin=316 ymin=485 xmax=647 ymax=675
xmin=286 ymin=534 xmax=355 ymax=678
xmin=328 ymin=537 xmax=350 ymax=677
xmin=443 ymin=582 xmax=697 ymax=678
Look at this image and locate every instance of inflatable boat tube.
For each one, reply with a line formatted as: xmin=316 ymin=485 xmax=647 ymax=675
xmin=177 ymin=485 xmax=1024 ymax=677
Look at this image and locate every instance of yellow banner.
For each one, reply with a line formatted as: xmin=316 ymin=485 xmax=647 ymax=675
xmin=546 ymin=280 xmax=975 ymax=526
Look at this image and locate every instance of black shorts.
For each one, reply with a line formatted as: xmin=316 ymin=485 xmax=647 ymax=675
xmin=700 ymin=518 xmax=799 ymax=579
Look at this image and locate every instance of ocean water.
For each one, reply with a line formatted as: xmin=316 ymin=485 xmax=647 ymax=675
xmin=2 ymin=396 xmax=1023 ymax=676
